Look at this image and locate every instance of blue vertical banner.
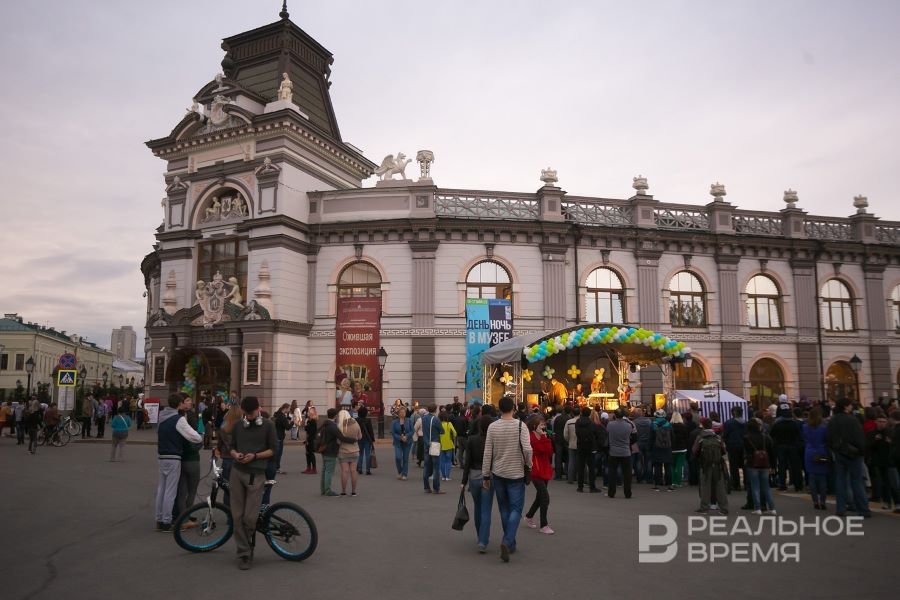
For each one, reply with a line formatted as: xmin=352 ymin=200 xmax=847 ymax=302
xmin=465 ymin=298 xmax=513 ymax=403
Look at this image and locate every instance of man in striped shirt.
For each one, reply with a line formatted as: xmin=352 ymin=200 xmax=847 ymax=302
xmin=482 ymin=395 xmax=533 ymax=562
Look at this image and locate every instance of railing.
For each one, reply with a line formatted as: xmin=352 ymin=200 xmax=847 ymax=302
xmin=733 ymin=212 xmax=783 ymax=236
xmin=803 ymin=218 xmax=853 ymax=241
xmin=875 ymin=223 xmax=900 ymax=244
xmin=654 ymin=206 xmax=709 ymax=230
xmin=562 ymin=199 xmax=632 ymax=226
xmin=434 ymin=192 xmax=540 ymax=220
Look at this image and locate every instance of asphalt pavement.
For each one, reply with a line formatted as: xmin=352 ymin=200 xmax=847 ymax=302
xmin=0 ymin=434 xmax=895 ymax=600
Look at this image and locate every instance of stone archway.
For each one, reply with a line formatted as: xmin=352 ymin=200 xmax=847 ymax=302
xmin=826 ymin=361 xmax=858 ymax=404
xmin=748 ymin=358 xmax=785 ymax=413
xmin=166 ymin=347 xmax=232 ymax=398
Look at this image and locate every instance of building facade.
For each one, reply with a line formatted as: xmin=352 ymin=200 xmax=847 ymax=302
xmin=111 ymin=326 xmax=137 ymax=361
xmin=0 ymin=314 xmax=115 ymax=405
xmin=141 ymin=11 xmax=900 ymax=414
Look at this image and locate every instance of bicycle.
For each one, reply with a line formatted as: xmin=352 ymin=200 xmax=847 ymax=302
xmin=63 ymin=416 xmax=82 ymax=437
xmin=37 ymin=424 xmax=71 ymax=447
xmin=173 ymin=457 xmax=317 ymax=561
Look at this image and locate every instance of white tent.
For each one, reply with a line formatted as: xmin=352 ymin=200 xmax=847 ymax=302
xmin=671 ymin=389 xmax=748 ymax=418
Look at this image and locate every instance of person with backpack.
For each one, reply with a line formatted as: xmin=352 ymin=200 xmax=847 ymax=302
xmin=573 ymin=406 xmax=599 ymax=493
xmin=826 ymin=398 xmax=871 ymax=518
xmin=650 ymin=409 xmax=674 ymax=491
xmin=552 ymin=406 xmax=570 ymax=480
xmin=692 ymin=417 xmax=729 ymax=514
xmin=743 ymin=418 xmax=776 ymax=515
xmin=723 ymin=406 xmax=747 ymax=491
xmin=109 ymin=407 xmax=132 ymax=462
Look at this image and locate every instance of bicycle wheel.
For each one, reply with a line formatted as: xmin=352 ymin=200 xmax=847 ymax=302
xmin=55 ymin=429 xmax=72 ymax=446
xmin=65 ymin=419 xmax=82 ymax=436
xmin=173 ymin=501 xmax=233 ymax=553
xmin=37 ymin=428 xmax=48 ymax=445
xmin=263 ymin=502 xmax=317 ymax=561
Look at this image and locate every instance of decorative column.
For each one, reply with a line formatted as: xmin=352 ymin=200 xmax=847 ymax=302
xmin=715 ymin=251 xmax=743 ymax=392
xmin=540 ymin=244 xmax=568 ymax=330
xmin=409 ymin=241 xmax=439 ymax=328
xmin=790 ymin=255 xmax=822 ymax=401
xmin=780 ymin=189 xmax=807 ymax=239
xmin=849 ymin=195 xmax=878 ymax=243
xmin=634 ymin=239 xmax=663 ymax=404
xmin=862 ymin=258 xmax=893 ymax=400
xmin=706 ymin=182 xmax=735 ymax=234
xmin=628 ymin=175 xmax=658 ymax=228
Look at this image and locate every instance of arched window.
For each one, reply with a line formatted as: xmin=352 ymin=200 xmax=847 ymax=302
xmin=585 ymin=267 xmax=624 ymax=323
xmin=748 ymin=358 xmax=785 ymax=412
xmin=466 ymin=261 xmax=511 ymax=300
xmin=674 ymin=357 xmax=707 ymax=390
xmin=891 ymin=285 xmax=900 ymax=331
xmin=745 ymin=275 xmax=782 ymax=329
xmin=826 ymin=361 xmax=857 ymax=403
xmin=338 ymin=262 xmax=382 ymax=298
xmin=820 ymin=279 xmax=854 ymax=331
xmin=669 ymin=271 xmax=705 ymax=327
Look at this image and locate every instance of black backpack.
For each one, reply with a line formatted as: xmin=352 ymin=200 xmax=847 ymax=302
xmin=654 ymin=425 xmax=672 ymax=449
xmin=699 ymin=435 xmax=723 ymax=469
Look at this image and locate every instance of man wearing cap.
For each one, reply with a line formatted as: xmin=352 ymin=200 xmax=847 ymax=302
xmin=229 ymin=396 xmax=277 ymax=570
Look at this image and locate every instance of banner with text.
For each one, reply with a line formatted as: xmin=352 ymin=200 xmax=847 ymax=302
xmin=465 ymin=298 xmax=513 ymax=403
xmin=336 ymin=297 xmax=383 ymax=416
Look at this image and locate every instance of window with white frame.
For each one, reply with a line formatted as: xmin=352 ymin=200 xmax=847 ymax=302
xmin=820 ymin=279 xmax=854 ymax=332
xmin=745 ymin=274 xmax=782 ymax=329
xmin=585 ymin=267 xmax=625 ymax=323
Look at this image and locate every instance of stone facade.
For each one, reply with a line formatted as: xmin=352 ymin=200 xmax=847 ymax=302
xmin=141 ymin=13 xmax=900 ymax=413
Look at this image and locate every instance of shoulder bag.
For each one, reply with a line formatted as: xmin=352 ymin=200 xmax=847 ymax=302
xmin=451 ymin=488 xmax=469 ymax=530
xmin=428 ymin=416 xmax=441 ymax=457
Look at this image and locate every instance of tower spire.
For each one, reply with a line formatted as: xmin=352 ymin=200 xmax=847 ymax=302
xmin=280 ymin=1 xmax=289 ymax=19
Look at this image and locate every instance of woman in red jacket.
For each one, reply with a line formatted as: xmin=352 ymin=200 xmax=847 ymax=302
xmin=524 ymin=414 xmax=555 ymax=534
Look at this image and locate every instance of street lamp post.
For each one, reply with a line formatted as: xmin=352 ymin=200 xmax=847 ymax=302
xmin=377 ymin=346 xmax=389 ymax=439
xmin=25 ymin=356 xmax=35 ymax=397
xmin=849 ymin=354 xmax=862 ymax=405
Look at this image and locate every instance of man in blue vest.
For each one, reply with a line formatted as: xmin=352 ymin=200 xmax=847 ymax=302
xmin=421 ymin=404 xmax=444 ymax=494
xmin=155 ymin=393 xmax=202 ymax=532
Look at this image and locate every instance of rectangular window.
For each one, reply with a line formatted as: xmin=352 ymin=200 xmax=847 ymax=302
xmin=244 ymin=350 xmax=261 ymax=385
xmin=152 ymin=355 xmax=166 ymax=385
xmin=197 ymin=237 xmax=248 ymax=296
xmin=0 ymin=354 xmax=7 ymax=370
xmin=15 ymin=353 xmax=25 ymax=371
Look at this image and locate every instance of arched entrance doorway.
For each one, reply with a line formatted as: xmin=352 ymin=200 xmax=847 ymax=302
xmin=674 ymin=358 xmax=707 ymax=390
xmin=748 ymin=358 xmax=785 ymax=413
xmin=166 ymin=348 xmax=232 ymax=398
xmin=826 ymin=361 xmax=857 ymax=404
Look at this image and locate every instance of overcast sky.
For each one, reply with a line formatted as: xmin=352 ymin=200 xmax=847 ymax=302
xmin=1 ymin=0 xmax=898 ymax=355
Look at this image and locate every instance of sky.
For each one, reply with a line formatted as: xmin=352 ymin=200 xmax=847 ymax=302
xmin=1 ymin=0 xmax=898 ymax=355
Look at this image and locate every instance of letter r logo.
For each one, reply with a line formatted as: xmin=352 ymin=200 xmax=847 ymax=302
xmin=639 ymin=515 xmax=678 ymax=563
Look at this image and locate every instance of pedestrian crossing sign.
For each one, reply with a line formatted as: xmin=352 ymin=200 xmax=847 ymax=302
xmin=58 ymin=369 xmax=77 ymax=387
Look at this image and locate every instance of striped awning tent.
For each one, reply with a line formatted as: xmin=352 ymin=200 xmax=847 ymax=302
xmin=671 ymin=389 xmax=748 ymax=419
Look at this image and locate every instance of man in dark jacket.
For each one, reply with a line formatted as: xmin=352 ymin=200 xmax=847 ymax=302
xmin=633 ymin=409 xmax=653 ymax=483
xmin=574 ymin=407 xmax=599 ymax=493
xmin=450 ymin=407 xmax=468 ymax=467
xmin=769 ymin=404 xmax=803 ymax=491
xmin=722 ymin=406 xmax=746 ymax=491
xmin=826 ymin=399 xmax=871 ymax=517
xmin=552 ymin=407 xmax=570 ymax=480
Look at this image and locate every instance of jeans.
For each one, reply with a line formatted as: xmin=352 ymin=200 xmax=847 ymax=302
xmin=637 ymin=444 xmax=652 ymax=482
xmin=16 ymin=421 xmax=25 ymax=444
xmin=467 ymin=471 xmax=494 ymax=548
xmin=357 ymin=439 xmax=372 ymax=473
xmin=888 ymin=467 xmax=900 ymax=506
xmin=440 ymin=449 xmax=454 ymax=478
xmin=567 ymin=448 xmax=577 ymax=482
xmin=393 ymin=440 xmax=412 ymax=476
xmin=526 ymin=479 xmax=550 ymax=527
xmin=320 ymin=455 xmax=337 ymax=494
xmin=576 ymin=450 xmax=597 ymax=490
xmin=275 ymin=438 xmax=285 ymax=471
xmin=727 ymin=448 xmax=744 ymax=490
xmin=221 ymin=458 xmax=233 ymax=507
xmin=607 ymin=455 xmax=632 ymax=498
xmin=262 ymin=458 xmax=277 ymax=505
xmin=747 ymin=468 xmax=775 ymax=511
xmin=672 ymin=451 xmax=687 ymax=486
xmin=776 ymin=445 xmax=803 ymax=490
xmin=809 ymin=473 xmax=828 ymax=506
xmin=652 ymin=462 xmax=672 ymax=487
xmin=554 ymin=443 xmax=566 ymax=478
xmin=833 ymin=454 xmax=869 ymax=515
xmin=493 ymin=475 xmax=526 ymax=550
xmin=155 ymin=459 xmax=181 ymax=525
xmin=456 ymin=436 xmax=468 ymax=467
xmin=595 ymin=452 xmax=609 ymax=487
xmin=424 ymin=453 xmax=441 ymax=492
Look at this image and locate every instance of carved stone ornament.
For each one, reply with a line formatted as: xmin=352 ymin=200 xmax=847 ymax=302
xmin=374 ymin=153 xmax=412 ymax=181
xmin=853 ymin=194 xmax=868 ymax=214
xmin=783 ymin=189 xmax=798 ymax=209
xmin=209 ymin=94 xmax=232 ymax=126
xmin=165 ymin=176 xmax=189 ymax=194
xmin=196 ymin=272 xmax=231 ymax=328
xmin=416 ymin=150 xmax=435 ymax=181
xmin=278 ymin=72 xmax=294 ymax=101
xmin=710 ymin=182 xmax=727 ymax=202
xmin=254 ymin=157 xmax=282 ymax=177
xmin=632 ymin=175 xmax=649 ymax=195
xmin=242 ymin=300 xmax=267 ymax=321
xmin=540 ymin=167 xmax=558 ymax=186
xmin=200 ymin=190 xmax=249 ymax=224
xmin=148 ymin=308 xmax=172 ymax=327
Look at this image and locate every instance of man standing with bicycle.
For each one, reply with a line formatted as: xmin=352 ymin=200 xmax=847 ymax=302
xmin=230 ymin=396 xmax=277 ymax=570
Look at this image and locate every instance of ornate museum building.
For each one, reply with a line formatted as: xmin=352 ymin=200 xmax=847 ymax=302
xmin=141 ymin=7 xmax=900 ymax=414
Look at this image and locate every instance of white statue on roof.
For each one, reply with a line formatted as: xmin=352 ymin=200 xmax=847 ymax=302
xmin=278 ymin=73 xmax=294 ymax=101
xmin=374 ymin=153 xmax=411 ymax=181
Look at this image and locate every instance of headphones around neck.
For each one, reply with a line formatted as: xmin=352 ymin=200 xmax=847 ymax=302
xmin=242 ymin=414 xmax=264 ymax=428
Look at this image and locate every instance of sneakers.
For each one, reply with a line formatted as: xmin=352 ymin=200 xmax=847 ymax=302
xmin=539 ymin=525 xmax=555 ymax=535
xmin=159 ymin=522 xmax=172 ymax=532
xmin=752 ymin=510 xmax=762 ymax=515
xmin=524 ymin=516 xmax=537 ymax=529
xmin=477 ymin=544 xmax=487 ymax=554
xmin=238 ymin=556 xmax=251 ymax=571
xmin=500 ymin=543 xmax=510 ymax=563
xmin=667 ymin=486 xmax=675 ymax=492
xmin=351 ymin=492 xmax=358 ymax=497
xmin=324 ymin=491 xmax=339 ymax=497
xmin=763 ymin=509 xmax=777 ymax=515
xmin=401 ymin=476 xmax=407 ymax=480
